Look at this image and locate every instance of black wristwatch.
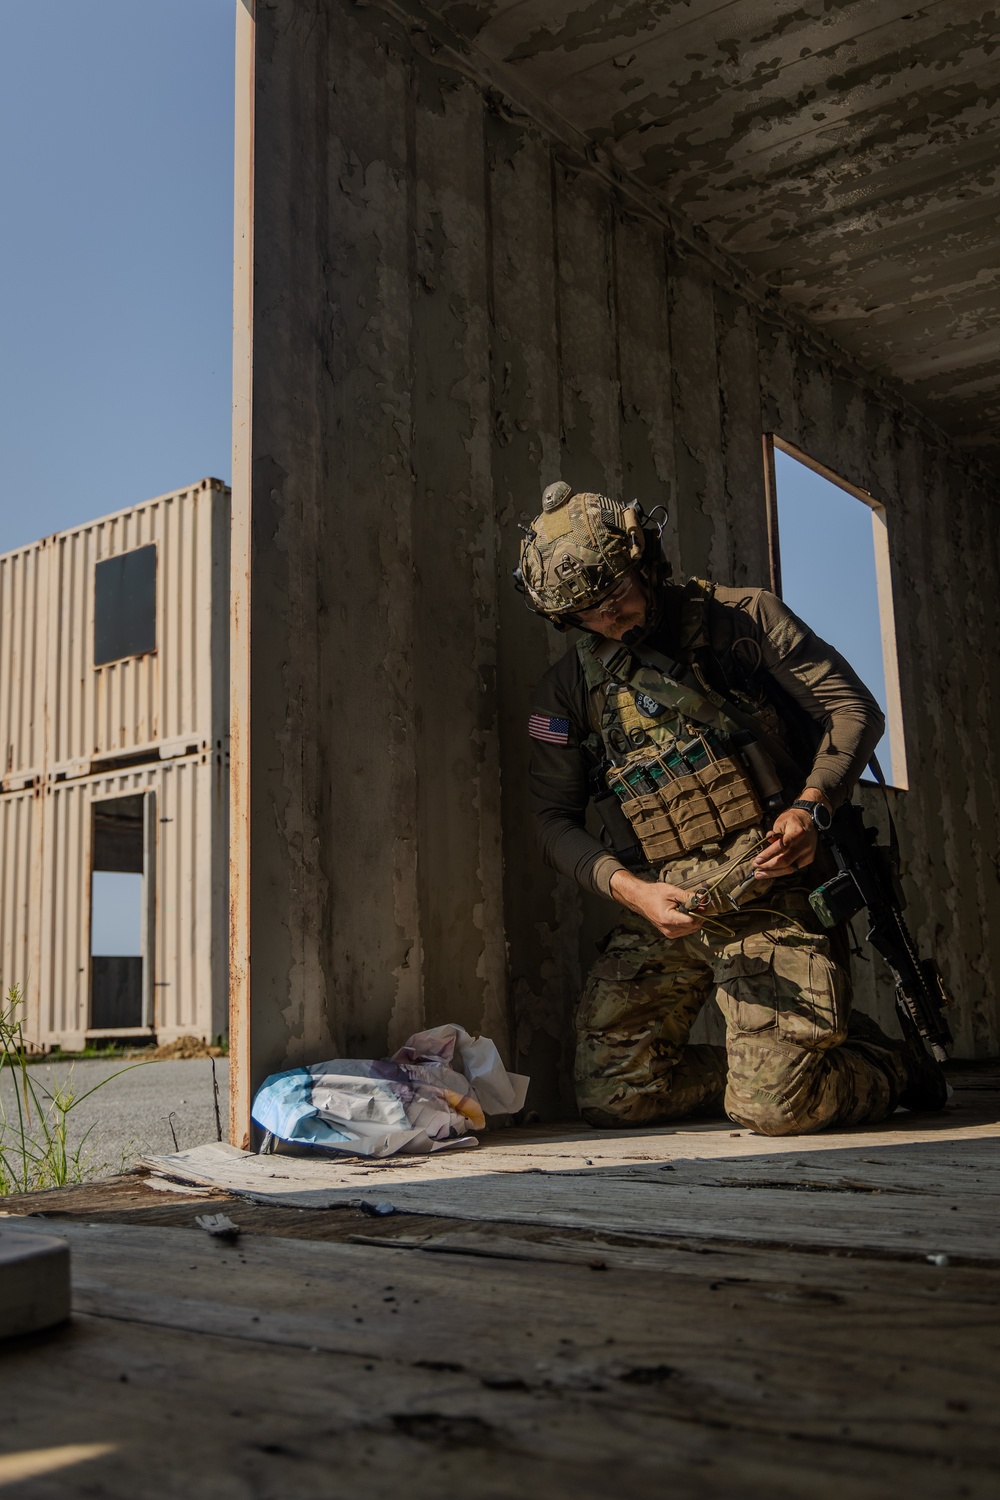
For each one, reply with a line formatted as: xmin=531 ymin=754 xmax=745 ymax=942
xmin=789 ymin=798 xmax=832 ymax=832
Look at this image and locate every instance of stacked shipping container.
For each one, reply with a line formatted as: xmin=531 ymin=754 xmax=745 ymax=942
xmin=0 ymin=478 xmax=229 ymax=1050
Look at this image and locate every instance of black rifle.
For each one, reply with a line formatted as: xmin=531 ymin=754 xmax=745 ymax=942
xmin=809 ymin=800 xmax=953 ymax=1061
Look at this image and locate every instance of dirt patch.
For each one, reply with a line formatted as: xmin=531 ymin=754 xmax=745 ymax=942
xmin=143 ymin=1035 xmax=226 ymax=1061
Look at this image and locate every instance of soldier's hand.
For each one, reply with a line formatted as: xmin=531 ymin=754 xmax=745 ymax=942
xmin=609 ymin=871 xmax=704 ymax=938
xmin=753 ymin=809 xmax=818 ymax=878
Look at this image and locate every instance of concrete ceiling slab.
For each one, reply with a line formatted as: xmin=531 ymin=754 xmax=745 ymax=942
xmin=430 ymin=0 xmax=1000 ymax=466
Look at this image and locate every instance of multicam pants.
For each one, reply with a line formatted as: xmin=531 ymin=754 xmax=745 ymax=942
xmin=575 ymin=893 xmax=909 ymax=1136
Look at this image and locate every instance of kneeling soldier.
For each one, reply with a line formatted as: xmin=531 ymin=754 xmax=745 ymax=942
xmin=516 ymin=482 xmax=946 ymax=1137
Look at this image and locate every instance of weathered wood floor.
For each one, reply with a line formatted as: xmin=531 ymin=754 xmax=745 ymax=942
xmin=1 ymin=1072 xmax=999 ymax=1498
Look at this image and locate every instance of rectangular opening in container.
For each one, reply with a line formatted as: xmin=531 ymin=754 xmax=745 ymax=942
xmin=94 ymin=544 xmax=157 ymax=666
xmin=762 ymin=435 xmax=908 ymax=789
xmin=90 ymin=794 xmax=147 ymax=1028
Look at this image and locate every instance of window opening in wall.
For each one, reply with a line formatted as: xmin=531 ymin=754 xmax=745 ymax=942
xmin=94 ymin=544 xmax=157 ymax=666
xmin=763 ymin=436 xmax=907 ymax=789
xmin=90 ymin=794 xmax=151 ymax=1029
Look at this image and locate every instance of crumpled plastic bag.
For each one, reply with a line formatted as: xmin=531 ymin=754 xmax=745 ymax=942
xmin=251 ymin=1024 xmax=530 ymax=1159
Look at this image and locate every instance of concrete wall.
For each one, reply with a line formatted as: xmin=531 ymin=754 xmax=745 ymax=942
xmin=231 ymin=0 xmax=1000 ymax=1136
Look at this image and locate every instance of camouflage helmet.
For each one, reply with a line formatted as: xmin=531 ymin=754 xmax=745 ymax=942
xmin=514 ymin=482 xmax=647 ymax=624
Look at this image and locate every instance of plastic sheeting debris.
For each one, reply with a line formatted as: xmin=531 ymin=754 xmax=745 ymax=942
xmin=251 ymin=1024 xmax=529 ymax=1159
xmin=195 ymin=1213 xmax=240 ymax=1241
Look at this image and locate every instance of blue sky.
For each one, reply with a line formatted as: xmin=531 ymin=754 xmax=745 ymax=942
xmin=0 ymin=0 xmax=234 ymax=553
xmin=774 ymin=448 xmax=892 ymax=774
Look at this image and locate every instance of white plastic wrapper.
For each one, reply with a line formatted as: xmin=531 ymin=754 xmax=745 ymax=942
xmin=251 ymin=1024 xmax=529 ymax=1159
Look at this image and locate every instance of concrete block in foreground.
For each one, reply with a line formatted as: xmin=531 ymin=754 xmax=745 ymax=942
xmin=0 ymin=1227 xmax=70 ymax=1337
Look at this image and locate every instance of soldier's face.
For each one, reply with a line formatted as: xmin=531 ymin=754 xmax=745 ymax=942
xmin=577 ymin=569 xmax=648 ymax=640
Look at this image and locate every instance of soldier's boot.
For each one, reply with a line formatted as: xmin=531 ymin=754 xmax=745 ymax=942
xmin=898 ymin=1034 xmax=950 ymax=1113
xmin=846 ymin=1011 xmax=949 ymax=1114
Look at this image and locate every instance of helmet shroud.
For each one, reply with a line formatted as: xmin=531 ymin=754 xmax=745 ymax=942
xmin=515 ymin=482 xmax=660 ymax=628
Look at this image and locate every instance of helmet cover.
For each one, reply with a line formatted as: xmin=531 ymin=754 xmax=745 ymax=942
xmin=517 ymin=483 xmax=641 ymax=619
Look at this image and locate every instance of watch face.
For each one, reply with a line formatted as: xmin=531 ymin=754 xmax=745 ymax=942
xmin=813 ymin=803 xmax=832 ymax=831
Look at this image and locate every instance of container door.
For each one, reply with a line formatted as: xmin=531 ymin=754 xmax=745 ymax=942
xmin=89 ymin=793 xmax=154 ymax=1030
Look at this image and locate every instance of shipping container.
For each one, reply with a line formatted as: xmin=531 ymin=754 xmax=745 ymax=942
xmin=0 ymin=479 xmax=230 ymax=1050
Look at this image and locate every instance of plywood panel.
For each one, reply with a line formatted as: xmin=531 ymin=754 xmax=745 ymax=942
xmin=553 ymin=157 xmax=620 ymax=494
xmin=930 ymin=465 xmax=1000 ymax=1055
xmin=241 ymin=0 xmax=418 ymax=1083
xmin=321 ymin=11 xmax=419 ymax=1062
xmin=487 ymin=111 xmax=580 ymax=1113
xmin=409 ymin=64 xmax=506 ymax=1048
xmin=613 ymin=209 xmax=678 ymax=569
xmin=917 ymin=450 xmax=981 ymax=1054
xmin=713 ymin=285 xmax=768 ymax=587
xmin=667 ymin=249 xmax=725 ymax=578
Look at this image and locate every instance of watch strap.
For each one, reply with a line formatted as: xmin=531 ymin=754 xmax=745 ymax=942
xmin=790 ymin=798 xmax=831 ymax=829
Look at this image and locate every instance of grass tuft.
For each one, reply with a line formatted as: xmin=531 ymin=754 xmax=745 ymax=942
xmin=0 ymin=984 xmax=149 ymax=1194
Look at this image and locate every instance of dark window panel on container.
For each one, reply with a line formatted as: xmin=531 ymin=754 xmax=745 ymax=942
xmin=92 ymin=795 xmax=144 ymax=873
xmin=94 ymin=544 xmax=157 ymax=666
xmin=90 ymin=957 xmax=144 ymax=1028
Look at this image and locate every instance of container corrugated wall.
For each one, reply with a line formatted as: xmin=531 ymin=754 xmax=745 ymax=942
xmin=30 ymin=755 xmax=227 ymax=1050
xmin=0 ymin=787 xmax=42 ymax=1013
xmin=153 ymin=751 xmax=228 ymax=1041
xmin=45 ymin=478 xmax=230 ymax=769
xmin=0 ymin=545 xmax=49 ymax=787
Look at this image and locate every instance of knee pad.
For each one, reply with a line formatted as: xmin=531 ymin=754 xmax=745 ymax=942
xmin=579 ymin=1103 xmax=638 ymax=1130
xmin=727 ymin=1091 xmax=799 ymax=1137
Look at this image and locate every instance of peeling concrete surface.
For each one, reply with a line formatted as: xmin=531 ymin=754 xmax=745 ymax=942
xmin=427 ymin=0 xmax=1000 ymax=468
xmin=233 ymin=0 xmax=1000 ymax=1127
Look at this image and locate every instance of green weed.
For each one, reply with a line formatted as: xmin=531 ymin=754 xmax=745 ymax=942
xmin=0 ymin=984 xmax=148 ymax=1194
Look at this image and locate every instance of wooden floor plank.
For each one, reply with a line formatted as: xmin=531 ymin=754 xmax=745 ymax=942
xmin=125 ymin=1150 xmax=1000 ymax=1263
xmin=120 ymin=1090 xmax=1000 ymax=1263
xmin=2 ymin=1218 xmax=998 ymax=1499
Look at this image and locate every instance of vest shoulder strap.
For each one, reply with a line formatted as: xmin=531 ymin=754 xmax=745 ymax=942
xmin=576 ymin=632 xmax=735 ymax=745
xmin=576 ymin=636 xmax=614 ymax=737
xmin=577 ymin=630 xmax=806 ymax=782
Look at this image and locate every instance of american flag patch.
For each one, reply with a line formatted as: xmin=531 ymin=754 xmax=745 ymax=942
xmin=529 ymin=713 xmax=570 ymax=746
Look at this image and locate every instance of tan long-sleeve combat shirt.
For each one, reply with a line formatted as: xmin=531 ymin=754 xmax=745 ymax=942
xmin=528 ymin=580 xmax=886 ymax=901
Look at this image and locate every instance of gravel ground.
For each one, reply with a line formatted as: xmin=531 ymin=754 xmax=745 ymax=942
xmin=1 ymin=1056 xmax=229 ymax=1181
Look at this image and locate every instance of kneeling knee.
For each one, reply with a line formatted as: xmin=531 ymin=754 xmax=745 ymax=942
xmin=728 ymin=1092 xmax=801 ymax=1137
xmin=579 ymin=1101 xmax=644 ymax=1130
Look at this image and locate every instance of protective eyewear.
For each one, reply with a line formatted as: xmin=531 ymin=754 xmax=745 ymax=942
xmin=577 ymin=573 xmax=637 ymax=620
